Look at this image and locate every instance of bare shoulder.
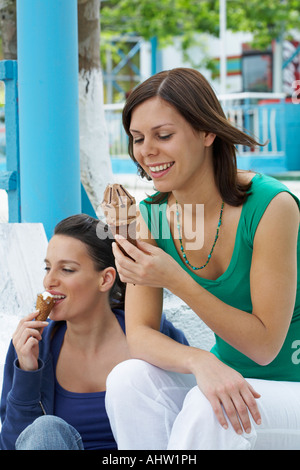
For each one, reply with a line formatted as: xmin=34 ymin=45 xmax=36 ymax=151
xmin=265 ymin=190 xmax=299 ymax=220
xmin=237 ymin=169 xmax=299 ymax=222
xmin=255 ymin=190 xmax=299 ymax=244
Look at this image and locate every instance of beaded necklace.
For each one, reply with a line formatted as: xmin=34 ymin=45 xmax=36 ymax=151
xmin=175 ymin=200 xmax=225 ymax=271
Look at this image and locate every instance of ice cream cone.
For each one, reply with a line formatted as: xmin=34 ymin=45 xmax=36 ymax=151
xmin=36 ymin=292 xmax=55 ymax=322
xmin=101 ymin=184 xmax=137 ymax=258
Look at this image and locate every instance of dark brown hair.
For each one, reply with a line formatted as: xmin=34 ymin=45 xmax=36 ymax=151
xmin=54 ymin=214 xmax=125 ymax=308
xmin=122 ymin=68 xmax=263 ymax=206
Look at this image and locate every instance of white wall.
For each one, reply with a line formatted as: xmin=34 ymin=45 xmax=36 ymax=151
xmin=0 ymin=223 xmax=48 ymax=397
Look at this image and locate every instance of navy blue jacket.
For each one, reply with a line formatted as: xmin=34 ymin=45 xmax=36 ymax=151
xmin=0 ymin=310 xmax=188 ymax=450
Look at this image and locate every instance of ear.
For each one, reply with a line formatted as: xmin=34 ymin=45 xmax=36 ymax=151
xmin=203 ymin=132 xmax=216 ymax=147
xmin=98 ymin=267 xmax=116 ymax=293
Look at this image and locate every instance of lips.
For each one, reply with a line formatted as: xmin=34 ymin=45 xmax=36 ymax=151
xmin=47 ymin=291 xmax=66 ymax=304
xmin=148 ymin=161 xmax=174 ymax=178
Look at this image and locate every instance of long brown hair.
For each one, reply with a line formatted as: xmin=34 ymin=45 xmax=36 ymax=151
xmin=122 ymin=68 xmax=263 ymax=206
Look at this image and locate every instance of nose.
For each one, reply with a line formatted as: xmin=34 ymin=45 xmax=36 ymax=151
xmin=44 ymin=268 xmax=59 ymax=289
xmin=139 ymin=137 xmax=158 ymax=158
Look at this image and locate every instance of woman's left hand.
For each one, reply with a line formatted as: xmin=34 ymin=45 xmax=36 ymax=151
xmin=112 ymin=235 xmax=182 ymax=289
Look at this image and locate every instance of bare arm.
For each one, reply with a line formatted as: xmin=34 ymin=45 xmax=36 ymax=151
xmin=170 ymin=192 xmax=299 ymax=365
xmin=116 ymin=192 xmax=299 ymax=365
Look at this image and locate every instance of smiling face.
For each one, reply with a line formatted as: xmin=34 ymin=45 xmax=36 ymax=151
xmin=129 ymin=97 xmax=215 ymax=195
xmin=43 ymin=235 xmax=105 ymax=322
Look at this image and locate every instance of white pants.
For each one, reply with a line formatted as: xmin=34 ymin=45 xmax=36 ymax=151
xmin=105 ymin=359 xmax=300 ymax=450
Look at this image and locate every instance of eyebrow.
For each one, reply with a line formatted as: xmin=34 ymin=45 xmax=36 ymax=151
xmin=44 ymin=259 xmax=81 ymax=266
xmin=130 ymin=123 xmax=174 ymax=133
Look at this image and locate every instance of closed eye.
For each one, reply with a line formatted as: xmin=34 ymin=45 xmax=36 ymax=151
xmin=133 ymin=137 xmax=144 ymax=144
xmin=159 ymin=134 xmax=173 ymax=140
xmin=133 ymin=134 xmax=173 ymax=144
xmin=44 ymin=266 xmax=75 ymax=273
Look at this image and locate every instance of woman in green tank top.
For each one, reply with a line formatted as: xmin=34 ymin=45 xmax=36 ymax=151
xmin=107 ymin=68 xmax=300 ymax=450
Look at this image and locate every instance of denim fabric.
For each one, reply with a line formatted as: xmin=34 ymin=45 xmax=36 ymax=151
xmin=15 ymin=415 xmax=84 ymax=450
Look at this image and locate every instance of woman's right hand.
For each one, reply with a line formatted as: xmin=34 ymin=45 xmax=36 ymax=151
xmin=12 ymin=311 xmax=48 ymax=371
xmin=192 ymin=350 xmax=261 ymax=435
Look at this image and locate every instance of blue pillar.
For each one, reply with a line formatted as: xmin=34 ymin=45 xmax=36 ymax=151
xmin=150 ymin=37 xmax=162 ymax=75
xmin=150 ymin=37 xmax=157 ymax=75
xmin=16 ymin=0 xmax=81 ymax=239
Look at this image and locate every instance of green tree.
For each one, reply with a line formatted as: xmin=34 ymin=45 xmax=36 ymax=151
xmin=227 ymin=0 xmax=300 ymax=49
xmin=101 ymin=0 xmax=300 ymax=51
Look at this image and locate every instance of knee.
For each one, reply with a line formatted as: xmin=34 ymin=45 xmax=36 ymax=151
xmin=15 ymin=416 xmax=83 ymax=450
xmin=182 ymin=386 xmax=216 ymax=424
xmin=15 ymin=416 xmax=60 ymax=450
xmin=20 ymin=415 xmax=60 ymax=436
xmin=106 ymin=359 xmax=154 ymax=400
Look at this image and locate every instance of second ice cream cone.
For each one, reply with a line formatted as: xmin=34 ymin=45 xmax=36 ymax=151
xmin=101 ymin=183 xmax=137 ymax=259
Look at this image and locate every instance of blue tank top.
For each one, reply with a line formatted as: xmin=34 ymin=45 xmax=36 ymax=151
xmin=51 ymin=310 xmax=126 ymax=450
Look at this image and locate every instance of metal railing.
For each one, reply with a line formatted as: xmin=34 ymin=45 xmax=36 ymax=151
xmin=219 ymin=92 xmax=286 ymax=157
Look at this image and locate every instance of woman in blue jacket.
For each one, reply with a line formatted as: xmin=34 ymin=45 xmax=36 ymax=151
xmin=0 ymin=214 xmax=188 ymax=450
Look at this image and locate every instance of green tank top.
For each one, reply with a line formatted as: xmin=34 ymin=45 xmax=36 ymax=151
xmin=139 ymin=174 xmax=300 ymax=381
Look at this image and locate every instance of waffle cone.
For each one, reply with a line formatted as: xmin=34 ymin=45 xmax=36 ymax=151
xmin=110 ymin=221 xmax=137 ymax=259
xmin=101 ymin=183 xmax=137 ymax=259
xmin=36 ymin=294 xmax=55 ymax=321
